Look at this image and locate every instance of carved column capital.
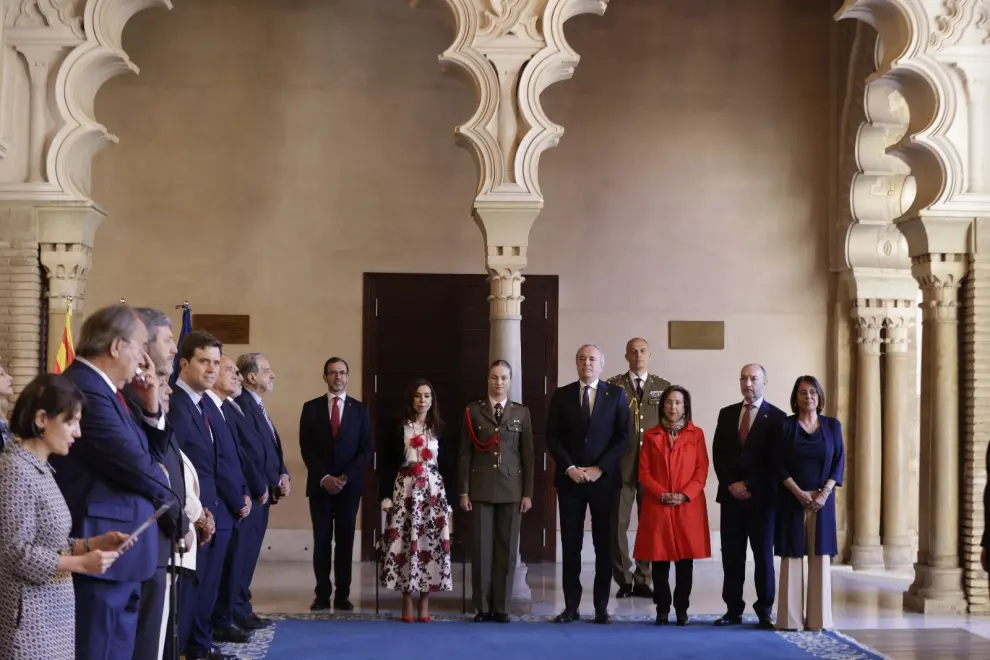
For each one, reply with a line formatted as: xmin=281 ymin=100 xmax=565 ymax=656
xmin=912 ymin=253 xmax=968 ymax=321
xmin=852 ymin=302 xmax=885 ymax=355
xmin=883 ymin=306 xmax=916 ymax=353
xmin=434 ymin=0 xmax=610 ymax=203
xmin=36 ymin=201 xmax=104 ymax=315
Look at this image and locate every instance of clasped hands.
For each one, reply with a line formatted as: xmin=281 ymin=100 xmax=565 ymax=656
xmin=565 ymin=466 xmax=602 ymax=484
xmin=322 ymin=474 xmax=348 ymax=494
xmin=661 ymin=492 xmax=688 ymax=506
xmin=793 ymin=487 xmax=829 ymax=512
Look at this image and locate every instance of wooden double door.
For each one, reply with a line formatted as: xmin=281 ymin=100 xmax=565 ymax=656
xmin=360 ymin=273 xmax=558 ymax=563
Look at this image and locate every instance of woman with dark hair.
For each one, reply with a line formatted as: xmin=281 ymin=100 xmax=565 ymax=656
xmin=774 ymin=375 xmax=844 ymax=631
xmin=0 ymin=374 xmax=132 ymax=659
xmin=378 ymin=379 xmax=453 ymax=622
xmin=633 ymin=385 xmax=711 ymax=626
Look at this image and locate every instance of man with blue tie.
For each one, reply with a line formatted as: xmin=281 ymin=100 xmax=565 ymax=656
xmin=712 ymin=363 xmax=787 ymax=629
xmin=299 ymin=357 xmax=373 ymax=611
xmin=546 ymin=344 xmax=631 ymax=625
xmin=235 ymin=353 xmax=291 ymax=569
xmin=211 ymin=355 xmax=272 ymax=633
xmin=168 ymin=331 xmax=250 ymax=660
xmin=50 ymin=305 xmax=178 ymax=660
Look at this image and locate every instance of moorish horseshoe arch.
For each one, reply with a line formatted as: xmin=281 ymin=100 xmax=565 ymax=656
xmin=0 ymin=0 xmax=987 ymax=612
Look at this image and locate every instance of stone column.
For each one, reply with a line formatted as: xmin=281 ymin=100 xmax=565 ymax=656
xmin=904 ymin=253 xmax=967 ymax=613
xmin=0 ymin=204 xmax=44 ymax=394
xmin=429 ymin=0 xmax=611 ymax=600
xmin=850 ymin=304 xmax=884 ymax=570
xmin=882 ymin=305 xmax=914 ymax=570
xmin=38 ymin=204 xmax=103 ymax=363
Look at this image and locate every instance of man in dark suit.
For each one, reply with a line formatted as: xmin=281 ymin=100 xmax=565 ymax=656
xmin=168 ymin=331 xmax=251 ymax=660
xmin=546 ymin=344 xmax=630 ymax=624
xmin=211 ymin=355 xmax=272 ymax=633
xmin=299 ymin=357 xmax=373 ymax=611
xmin=235 ymin=352 xmax=290 ymax=509
xmin=50 ymin=304 xmax=178 ymax=660
xmin=712 ymin=363 xmax=786 ymax=630
xmin=129 ymin=307 xmax=188 ymax=660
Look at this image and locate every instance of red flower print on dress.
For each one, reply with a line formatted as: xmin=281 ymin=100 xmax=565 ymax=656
xmin=441 ymin=539 xmax=450 ymax=553
xmin=415 ymin=477 xmax=427 ymax=489
xmin=410 ymin=435 xmax=425 ymax=449
xmin=395 ymin=552 xmax=407 ymax=567
xmin=420 ymin=447 xmax=434 ymax=461
xmin=419 ymin=550 xmax=432 ymax=564
xmin=384 ymin=529 xmax=399 ymax=543
xmin=411 ymin=463 xmax=424 ymax=477
xmin=410 ymin=540 xmax=418 ymax=553
xmin=435 ymin=515 xmax=446 ymax=530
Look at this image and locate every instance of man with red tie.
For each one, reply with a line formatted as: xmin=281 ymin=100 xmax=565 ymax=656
xmin=711 ymin=363 xmax=787 ymax=630
xmin=299 ymin=357 xmax=373 ymax=612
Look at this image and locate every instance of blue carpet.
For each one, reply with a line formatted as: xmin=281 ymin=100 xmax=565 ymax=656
xmin=219 ymin=614 xmax=888 ymax=659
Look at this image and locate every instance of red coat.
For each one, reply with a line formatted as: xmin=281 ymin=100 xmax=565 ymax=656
xmin=633 ymin=421 xmax=712 ymax=562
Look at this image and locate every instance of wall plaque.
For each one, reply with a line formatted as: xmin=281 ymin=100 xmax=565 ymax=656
xmin=193 ymin=314 xmax=250 ymax=345
xmin=668 ymin=320 xmax=724 ymax=350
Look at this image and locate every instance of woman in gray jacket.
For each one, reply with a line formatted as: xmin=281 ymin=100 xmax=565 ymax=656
xmin=0 ymin=374 xmax=131 ymax=659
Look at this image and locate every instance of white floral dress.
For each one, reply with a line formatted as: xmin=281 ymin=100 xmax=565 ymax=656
xmin=379 ymin=423 xmax=453 ymax=593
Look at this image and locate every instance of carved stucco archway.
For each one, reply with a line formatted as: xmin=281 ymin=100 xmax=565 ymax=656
xmin=0 ymin=0 xmax=988 ymax=612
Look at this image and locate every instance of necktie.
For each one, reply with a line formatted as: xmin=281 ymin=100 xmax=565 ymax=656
xmin=197 ymin=399 xmax=213 ymax=435
xmin=331 ymin=396 xmax=341 ymax=437
xmin=115 ymin=390 xmax=129 ymax=411
xmin=581 ymin=385 xmax=591 ymax=424
xmin=259 ymin=400 xmax=277 ymax=440
xmin=228 ymin=399 xmax=244 ymax=416
xmin=739 ymin=403 xmax=754 ymax=444
xmin=494 ymin=402 xmax=503 ymax=425
xmin=635 ymin=377 xmax=644 ymax=400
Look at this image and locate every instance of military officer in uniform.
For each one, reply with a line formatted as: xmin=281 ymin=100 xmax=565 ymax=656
xmin=607 ymin=337 xmax=670 ymax=598
xmin=458 ymin=360 xmax=535 ymax=623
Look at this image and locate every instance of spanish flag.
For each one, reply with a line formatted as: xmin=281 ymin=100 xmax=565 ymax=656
xmin=52 ymin=307 xmax=75 ymax=374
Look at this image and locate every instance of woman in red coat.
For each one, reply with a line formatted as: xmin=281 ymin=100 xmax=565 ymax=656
xmin=633 ymin=385 xmax=711 ymax=626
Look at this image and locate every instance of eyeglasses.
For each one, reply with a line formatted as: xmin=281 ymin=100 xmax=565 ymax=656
xmin=325 ymin=370 xmax=348 ymax=377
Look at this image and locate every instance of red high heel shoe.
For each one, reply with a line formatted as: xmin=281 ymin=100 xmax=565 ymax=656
xmin=400 ymin=616 xmax=415 ymax=623
xmin=417 ymin=616 xmax=431 ymax=623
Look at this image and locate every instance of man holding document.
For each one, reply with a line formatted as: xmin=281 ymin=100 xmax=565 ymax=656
xmin=51 ymin=305 xmax=180 ymax=660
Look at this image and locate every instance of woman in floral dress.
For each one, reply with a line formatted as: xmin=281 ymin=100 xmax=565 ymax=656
xmin=378 ymin=379 xmax=453 ymax=621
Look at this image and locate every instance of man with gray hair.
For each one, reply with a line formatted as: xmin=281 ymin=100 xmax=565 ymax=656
xmin=126 ymin=307 xmax=186 ymax=660
xmin=50 ymin=304 xmax=177 ymax=660
xmin=546 ymin=344 xmax=630 ymax=625
xmin=712 ymin=363 xmax=786 ymax=629
xmin=235 ymin=353 xmax=289 ymax=503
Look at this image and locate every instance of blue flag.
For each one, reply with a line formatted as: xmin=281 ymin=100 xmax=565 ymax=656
xmin=170 ymin=304 xmax=191 ymax=386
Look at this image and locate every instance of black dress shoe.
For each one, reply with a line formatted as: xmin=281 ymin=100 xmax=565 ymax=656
xmin=235 ymin=614 xmax=272 ymax=630
xmin=553 ymin=610 xmax=579 ymax=623
xmin=675 ymin=611 xmax=689 ymax=626
xmin=310 ymin=598 xmax=331 ymax=612
xmin=199 ymin=649 xmax=239 ymax=660
xmin=334 ymin=600 xmax=355 ymax=612
xmin=593 ymin=611 xmax=612 ymax=625
xmin=213 ymin=625 xmax=252 ymax=643
xmin=492 ymin=613 xmax=510 ymax=623
xmin=473 ymin=612 xmax=492 ymax=622
xmin=757 ymin=616 xmax=775 ymax=630
xmin=616 ymin=584 xmax=633 ymax=598
xmin=632 ymin=583 xmax=654 ymax=598
xmin=654 ymin=611 xmax=669 ymax=626
xmin=714 ymin=614 xmax=743 ymax=626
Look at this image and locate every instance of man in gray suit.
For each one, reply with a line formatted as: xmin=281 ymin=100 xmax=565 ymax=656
xmin=458 ymin=360 xmax=535 ymax=623
xmin=606 ymin=337 xmax=670 ymax=599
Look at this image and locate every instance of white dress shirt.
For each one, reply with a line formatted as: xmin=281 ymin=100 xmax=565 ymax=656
xmin=205 ymin=390 xmax=226 ymax=420
xmin=580 ymin=379 xmax=600 ymax=412
xmin=320 ymin=392 xmax=348 ymax=488
xmin=489 ymin=397 xmax=507 ymax=414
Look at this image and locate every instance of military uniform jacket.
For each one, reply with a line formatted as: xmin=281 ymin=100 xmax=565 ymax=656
xmin=607 ymin=372 xmax=670 ymax=485
xmin=458 ymin=400 xmax=535 ymax=504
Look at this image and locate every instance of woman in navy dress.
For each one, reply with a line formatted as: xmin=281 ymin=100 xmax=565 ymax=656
xmin=773 ymin=375 xmax=844 ymax=631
